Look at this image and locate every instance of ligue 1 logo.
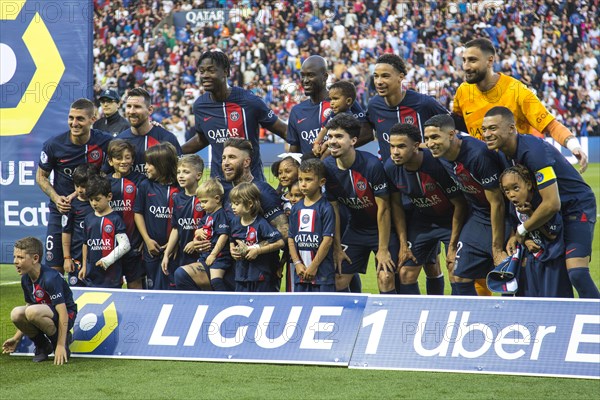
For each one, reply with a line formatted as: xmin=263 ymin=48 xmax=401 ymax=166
xmin=90 ymin=150 xmax=101 ymax=160
xmin=536 ymin=172 xmax=544 ymax=183
xmin=104 ymin=224 xmax=113 ymax=234
xmin=230 ymin=111 xmax=240 ymax=121
xmin=71 ymin=292 xmax=119 ymax=354
xmin=356 ymin=180 xmax=366 ymax=191
xmin=125 ymin=184 xmax=134 ymax=194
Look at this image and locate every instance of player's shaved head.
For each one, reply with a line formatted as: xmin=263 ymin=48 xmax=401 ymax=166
xmin=302 ymin=55 xmax=327 ymax=73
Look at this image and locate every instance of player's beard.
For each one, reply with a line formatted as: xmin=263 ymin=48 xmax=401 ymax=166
xmin=465 ymin=67 xmax=487 ymax=84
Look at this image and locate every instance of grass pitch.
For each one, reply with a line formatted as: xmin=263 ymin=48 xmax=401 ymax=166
xmin=0 ymin=165 xmax=598 ymax=399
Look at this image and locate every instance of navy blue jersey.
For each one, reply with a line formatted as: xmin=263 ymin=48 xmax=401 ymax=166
xmin=324 ymin=150 xmax=388 ymax=231
xmin=115 ymin=126 xmax=182 ymax=174
xmin=39 ymin=129 xmax=113 ymax=201
xmin=230 ymin=215 xmax=282 ymax=282
xmin=384 ymin=149 xmax=460 ymax=222
xmin=172 ymin=192 xmax=205 ymax=266
xmin=288 ymin=99 xmax=365 ymax=154
xmin=288 ymin=196 xmax=335 ymax=285
xmin=22 ymin=266 xmax=77 ymax=315
xmin=84 ymin=211 xmax=127 ymax=288
xmin=501 ymin=134 xmax=596 ymax=219
xmin=134 ymin=180 xmax=180 ymax=251
xmin=366 ymin=92 xmax=449 ymax=161
xmin=439 ymin=136 xmax=503 ymax=223
xmin=193 ymin=87 xmax=277 ymax=180
xmin=61 ymin=198 xmax=93 ymax=261
xmin=224 ymin=179 xmax=283 ymax=223
xmin=198 ymin=207 xmax=231 ymax=260
xmin=108 ymin=172 xmax=146 ymax=250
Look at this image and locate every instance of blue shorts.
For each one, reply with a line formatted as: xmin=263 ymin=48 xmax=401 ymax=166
xmin=563 ymin=210 xmax=595 ymax=259
xmin=44 ymin=208 xmax=64 ymax=268
xmin=122 ymin=250 xmax=146 ymax=282
xmin=294 ymin=283 xmax=336 ymax=292
xmin=235 ymin=280 xmax=279 ymax=292
xmin=454 ymin=216 xmax=506 ymax=280
xmin=523 ymin=254 xmax=574 ymax=298
xmin=51 ymin=307 xmax=77 ymax=331
xmin=404 ymin=217 xmax=451 ymax=267
xmin=341 ymin=227 xmax=399 ymax=275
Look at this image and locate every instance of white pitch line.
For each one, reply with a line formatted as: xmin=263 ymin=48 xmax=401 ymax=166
xmin=0 ymin=281 xmax=20 ymax=286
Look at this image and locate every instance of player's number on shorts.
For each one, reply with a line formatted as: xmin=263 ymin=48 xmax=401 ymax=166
xmin=454 ymin=241 xmax=463 ymax=260
xmin=362 ymin=310 xmax=388 ymax=354
xmin=46 ymin=235 xmax=54 ymax=251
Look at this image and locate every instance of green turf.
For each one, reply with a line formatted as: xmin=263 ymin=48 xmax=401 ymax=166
xmin=1 ymin=165 xmax=599 ymax=399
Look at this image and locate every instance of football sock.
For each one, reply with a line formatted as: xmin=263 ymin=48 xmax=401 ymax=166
xmin=349 ymin=273 xmax=362 ymax=293
xmin=211 ymin=278 xmax=228 ymax=292
xmin=426 ymin=274 xmax=445 ymax=295
xmin=399 ymin=283 xmax=420 ymax=295
xmin=174 ymin=268 xmax=199 ymax=291
xmin=568 ymin=267 xmax=600 ymax=298
xmin=453 ymin=281 xmax=478 ymax=296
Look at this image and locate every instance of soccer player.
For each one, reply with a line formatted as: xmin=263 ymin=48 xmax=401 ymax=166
xmin=384 ymin=123 xmax=468 ymax=295
xmin=453 ymin=38 xmax=588 ymax=172
xmin=81 ymin=176 xmax=131 ymax=288
xmin=116 ymin=87 xmax=182 ymax=175
xmin=106 ymin=139 xmax=147 ymax=289
xmin=287 ymin=55 xmax=367 ymax=155
xmin=2 ymin=237 xmax=77 ymax=365
xmin=37 ymin=98 xmax=113 ymax=272
xmin=229 ymin=183 xmax=285 ymax=292
xmin=424 ymin=114 xmax=509 ymax=296
xmin=134 ymin=143 xmax=180 ymax=290
xmin=482 ymin=106 xmax=598 ymax=298
xmin=323 ymin=114 xmax=398 ymax=294
xmin=181 ymin=50 xmax=287 ymax=181
xmin=93 ymin=88 xmax=130 ymax=136
xmin=62 ymin=164 xmax=97 ymax=287
xmin=162 ymin=155 xmax=205 ymax=275
xmin=288 ymin=159 xmax=336 ymax=292
xmin=499 ymin=165 xmax=573 ymax=298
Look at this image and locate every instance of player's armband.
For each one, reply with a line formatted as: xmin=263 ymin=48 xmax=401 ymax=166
xmin=535 ymin=166 xmax=556 ymax=186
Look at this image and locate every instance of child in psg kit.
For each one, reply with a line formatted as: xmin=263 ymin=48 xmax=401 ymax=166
xmin=288 ymin=159 xmax=336 ymax=292
xmin=134 ymin=143 xmax=180 ymax=290
xmin=229 ymin=183 xmax=285 ymax=292
xmin=500 ymin=166 xmax=573 ymax=298
xmin=163 ymin=155 xmax=205 ymax=278
xmin=62 ymin=165 xmax=98 ymax=287
xmin=106 ymin=139 xmax=147 ymax=289
xmin=81 ymin=177 xmax=131 ymax=288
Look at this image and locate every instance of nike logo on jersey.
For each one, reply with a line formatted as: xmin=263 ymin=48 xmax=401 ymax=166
xmin=565 ymin=248 xmax=577 ymax=255
xmin=297 ymin=118 xmax=307 ymax=124
xmin=377 ymin=118 xmax=385 ymax=123
xmin=59 ymin=157 xmax=76 ymax=163
xmin=204 ymin=117 xmax=213 ymax=122
xmin=465 ymin=111 xmax=473 ymax=115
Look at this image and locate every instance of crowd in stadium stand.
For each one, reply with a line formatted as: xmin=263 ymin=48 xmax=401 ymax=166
xmin=92 ymin=0 xmax=600 ymax=139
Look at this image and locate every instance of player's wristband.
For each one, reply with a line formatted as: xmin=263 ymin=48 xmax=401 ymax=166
xmin=64 ymin=256 xmax=72 ymax=260
xmin=517 ymin=223 xmax=528 ymax=236
xmin=294 ymin=260 xmax=303 ymax=265
xmin=565 ymin=136 xmax=582 ymax=152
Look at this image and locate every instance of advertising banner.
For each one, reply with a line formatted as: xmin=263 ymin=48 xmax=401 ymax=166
xmin=0 ymin=0 xmax=94 ymax=262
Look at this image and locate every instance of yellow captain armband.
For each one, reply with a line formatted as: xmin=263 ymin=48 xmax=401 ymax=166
xmin=535 ymin=166 xmax=557 ymax=186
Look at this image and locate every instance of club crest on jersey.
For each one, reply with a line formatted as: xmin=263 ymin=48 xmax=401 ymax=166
xmin=425 ymin=183 xmax=437 ymax=192
xmin=195 ymin=202 xmax=203 ymax=212
xmin=62 ymin=215 xmax=69 ymax=228
xmin=403 ymin=116 xmax=415 ymax=125
xmin=229 ymin=111 xmax=240 ymax=121
xmin=246 ymin=229 xmax=257 ymax=244
xmin=69 ymin=276 xmax=79 ymax=286
xmin=40 ymin=151 xmax=48 ymax=164
xmin=89 ymin=150 xmax=101 ymax=160
xmin=302 ymin=214 xmax=310 ymax=224
xmin=356 ymin=180 xmax=367 ymax=191
xmin=125 ymin=184 xmax=134 ymax=194
xmin=46 ymin=251 xmax=53 ymax=261
xmin=104 ymin=224 xmax=113 ymax=233
xmin=323 ymin=108 xmax=333 ymax=118
xmin=35 ymin=289 xmax=45 ymax=299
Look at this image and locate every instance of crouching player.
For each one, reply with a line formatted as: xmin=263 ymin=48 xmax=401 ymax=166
xmin=288 ymin=159 xmax=336 ymax=292
xmin=80 ymin=177 xmax=131 ymax=288
xmin=3 ymin=237 xmax=77 ymax=365
xmin=500 ymin=165 xmax=573 ymax=297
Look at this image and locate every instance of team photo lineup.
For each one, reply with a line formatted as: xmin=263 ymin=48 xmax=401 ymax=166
xmin=3 ymin=0 xmax=599 ymax=365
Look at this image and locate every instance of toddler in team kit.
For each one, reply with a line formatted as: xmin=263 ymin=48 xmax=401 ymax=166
xmin=81 ymin=177 xmax=131 ymax=288
xmin=62 ymin=164 xmax=97 ymax=287
xmin=229 ymin=183 xmax=285 ymax=292
xmin=106 ymin=139 xmax=147 ymax=289
xmin=3 ymin=237 xmax=77 ymax=365
xmin=134 ymin=142 xmax=180 ymax=289
xmin=500 ymin=165 xmax=573 ymax=298
xmin=162 ymin=155 xmax=205 ymax=281
xmin=288 ymin=159 xmax=336 ymax=292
